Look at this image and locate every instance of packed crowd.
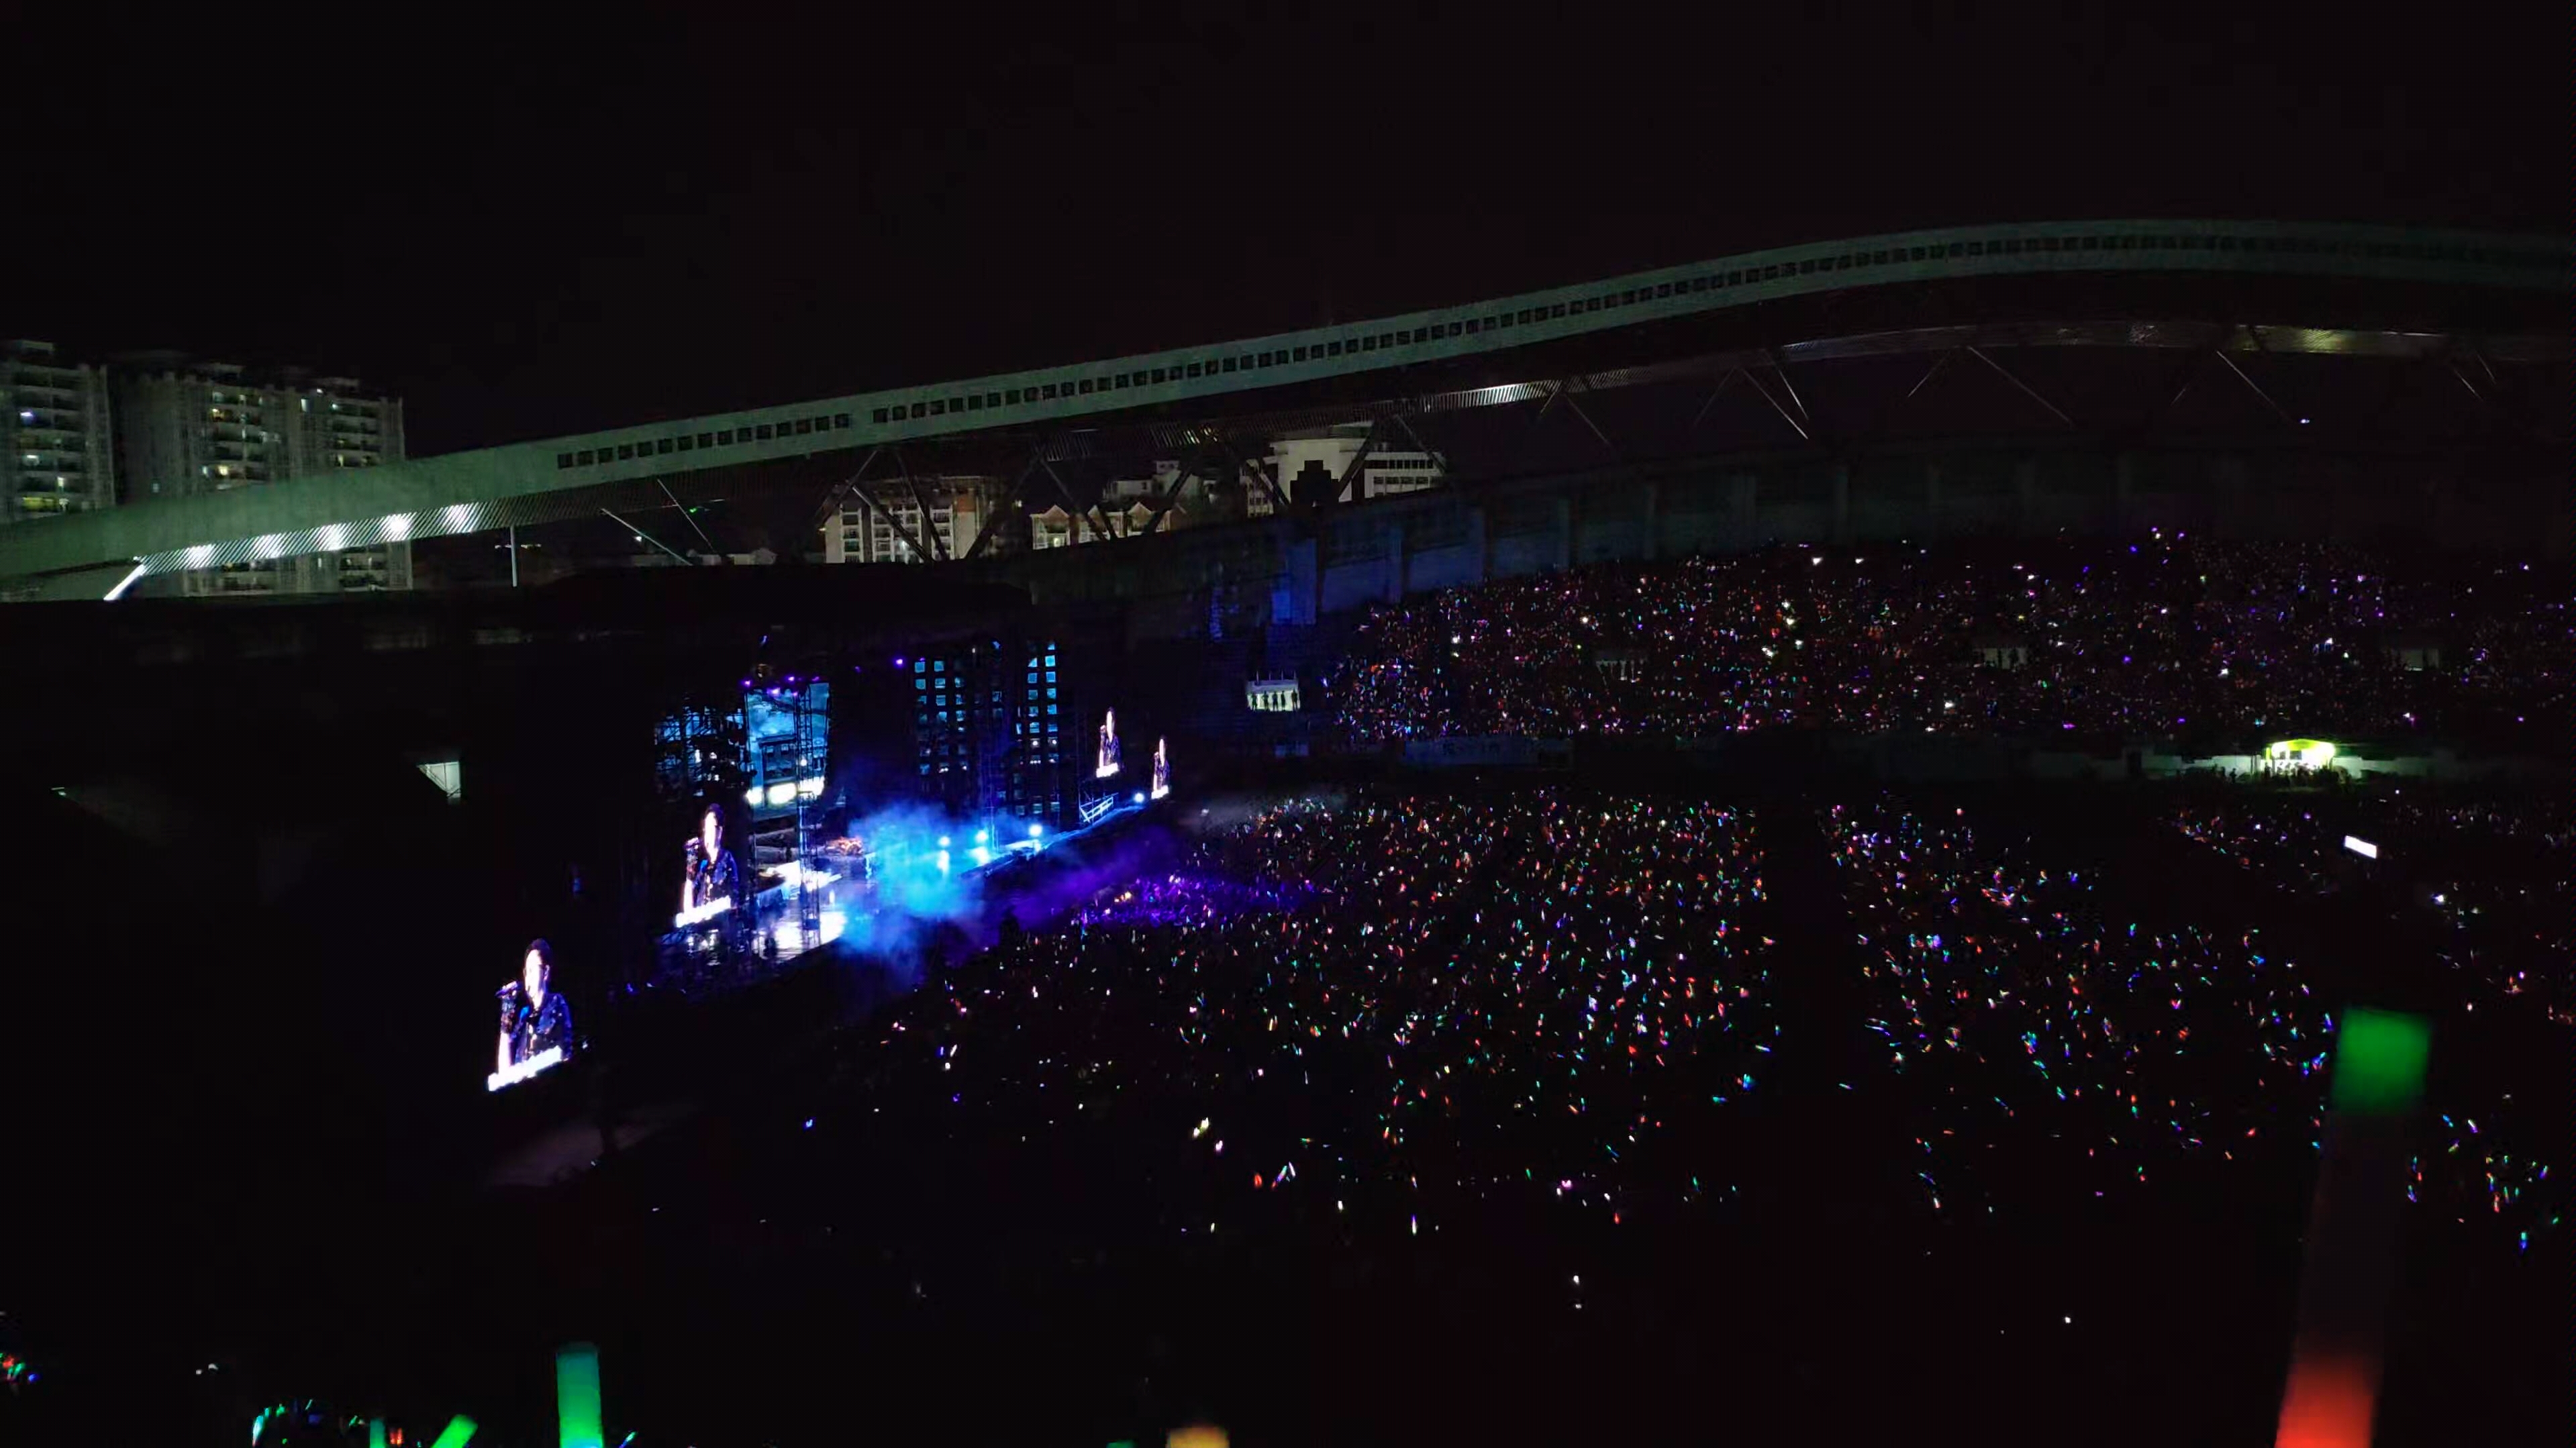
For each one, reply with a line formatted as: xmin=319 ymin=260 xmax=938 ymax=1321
xmin=1328 ymin=539 xmax=2573 ymax=745
xmin=1828 ymin=794 xmax=2563 ymax=1249
xmin=814 ymin=790 xmax=1781 ymax=1237
xmin=2165 ymin=786 xmax=2575 ymax=1028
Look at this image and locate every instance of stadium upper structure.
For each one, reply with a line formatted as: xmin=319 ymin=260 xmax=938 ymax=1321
xmin=5 ymin=219 xmax=2563 ymax=592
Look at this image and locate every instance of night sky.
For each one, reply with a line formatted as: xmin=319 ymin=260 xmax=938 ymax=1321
xmin=23 ymin=9 xmax=2561 ymax=455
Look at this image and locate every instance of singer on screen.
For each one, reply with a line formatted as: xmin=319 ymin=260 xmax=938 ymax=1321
xmin=687 ymin=805 xmax=741 ymax=915
xmin=495 ymin=939 xmax=576 ymax=1075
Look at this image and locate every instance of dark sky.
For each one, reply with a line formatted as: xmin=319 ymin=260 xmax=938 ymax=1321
xmin=23 ymin=7 xmax=2562 ymax=454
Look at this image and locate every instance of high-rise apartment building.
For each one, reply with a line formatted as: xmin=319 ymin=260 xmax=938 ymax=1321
xmin=3 ymin=340 xmax=117 ymax=524
xmin=114 ymin=360 xmax=410 ymax=595
xmin=822 ymin=476 xmax=1011 ymax=564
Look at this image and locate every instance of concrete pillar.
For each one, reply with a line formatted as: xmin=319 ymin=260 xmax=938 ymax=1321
xmin=1385 ymin=517 xmax=1406 ymax=602
xmin=1730 ymin=473 xmax=1757 ymax=544
xmin=1284 ymin=533 xmax=1320 ymax=627
xmin=1640 ymin=479 xmax=1661 ymax=562
xmin=2216 ymin=454 xmax=2249 ymax=537
xmin=1830 ymin=463 xmax=1852 ymax=544
xmin=1467 ymin=505 xmax=1491 ymax=585
xmin=2014 ymin=456 xmax=2038 ymax=535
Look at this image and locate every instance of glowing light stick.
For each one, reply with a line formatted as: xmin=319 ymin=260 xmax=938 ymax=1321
xmin=2274 ymin=1007 xmax=2429 ymax=1448
xmin=429 ymin=1416 xmax=477 ymax=1448
xmin=556 ymin=1343 xmax=603 ymax=1448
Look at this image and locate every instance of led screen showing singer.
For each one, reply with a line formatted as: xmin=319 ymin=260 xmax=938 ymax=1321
xmin=685 ymin=804 xmax=742 ymax=921
xmin=490 ymin=939 xmax=575 ymax=1092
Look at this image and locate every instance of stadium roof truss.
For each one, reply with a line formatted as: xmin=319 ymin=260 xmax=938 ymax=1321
xmin=3 ymin=218 xmax=2563 ymax=596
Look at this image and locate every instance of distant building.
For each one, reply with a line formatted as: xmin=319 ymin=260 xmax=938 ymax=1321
xmin=1030 ymin=464 xmax=1198 ymax=550
xmin=1263 ymin=423 xmax=1444 ymax=508
xmin=114 ymin=359 xmax=409 ymax=596
xmin=1030 ymin=497 xmax=1176 ymax=549
xmin=822 ymin=475 xmax=1009 ymax=564
xmin=3 ymin=340 xmax=117 ymax=524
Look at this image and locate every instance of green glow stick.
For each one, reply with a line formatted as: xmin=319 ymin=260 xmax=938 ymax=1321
xmin=556 ymin=1343 xmax=605 ymax=1448
xmin=2328 ymin=1007 xmax=2430 ymax=1115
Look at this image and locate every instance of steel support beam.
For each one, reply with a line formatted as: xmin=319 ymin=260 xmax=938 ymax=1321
xmin=1130 ymin=466 xmax=1189 ymax=539
xmin=658 ymin=477 xmax=717 ymax=553
xmin=840 ymin=485 xmax=937 ymax=564
xmin=806 ymin=448 xmax=885 ymax=553
xmin=2212 ymin=348 xmax=2299 ymax=428
xmin=1034 ymin=450 xmax=1118 ymax=542
xmin=1561 ymin=380 xmax=1618 ymax=456
xmin=1333 ymin=417 xmax=1386 ymax=503
xmin=1686 ymin=367 xmax=1748 ymax=433
xmin=1389 ymin=413 xmax=1446 ymax=474
xmin=1763 ymin=349 xmax=1819 ymax=439
xmin=601 ymin=507 xmax=695 ymax=566
xmin=1966 ymin=346 xmax=2077 ymax=429
xmin=1214 ymin=433 xmax=1289 ymax=517
xmin=892 ymin=447 xmax=950 ymax=561
xmin=962 ymin=455 xmax=1042 ymax=562
xmin=1739 ymin=367 xmax=1814 ymax=444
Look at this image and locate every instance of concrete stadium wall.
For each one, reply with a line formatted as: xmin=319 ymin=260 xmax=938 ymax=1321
xmin=981 ymin=447 xmax=2569 ymax=650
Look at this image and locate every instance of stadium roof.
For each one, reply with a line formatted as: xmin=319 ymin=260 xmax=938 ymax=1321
xmin=2 ymin=218 xmax=2561 ymax=595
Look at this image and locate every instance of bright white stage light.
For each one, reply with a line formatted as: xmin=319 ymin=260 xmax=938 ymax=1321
xmin=103 ymin=561 xmax=146 ymax=601
xmin=2342 ymin=835 xmax=2379 ymax=860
